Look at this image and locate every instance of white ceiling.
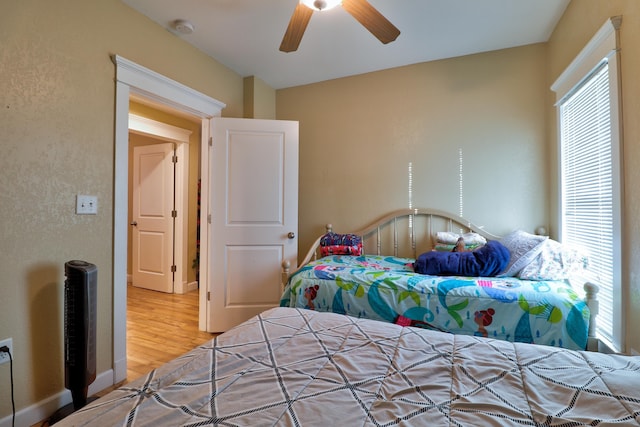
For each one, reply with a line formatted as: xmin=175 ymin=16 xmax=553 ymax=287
xmin=121 ymin=0 xmax=570 ymax=90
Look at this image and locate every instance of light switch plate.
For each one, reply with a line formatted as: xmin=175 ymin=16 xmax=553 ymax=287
xmin=76 ymin=195 xmax=98 ymax=214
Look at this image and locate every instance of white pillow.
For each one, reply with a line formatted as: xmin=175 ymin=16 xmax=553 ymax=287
xmin=518 ymin=239 xmax=588 ymax=280
xmin=498 ymin=230 xmax=548 ymax=277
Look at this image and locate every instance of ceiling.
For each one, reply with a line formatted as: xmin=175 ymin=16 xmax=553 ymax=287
xmin=121 ymin=0 xmax=570 ymax=90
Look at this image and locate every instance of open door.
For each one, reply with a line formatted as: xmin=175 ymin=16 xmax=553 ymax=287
xmin=207 ymin=118 xmax=298 ymax=332
xmin=131 ymin=142 xmax=175 ymax=293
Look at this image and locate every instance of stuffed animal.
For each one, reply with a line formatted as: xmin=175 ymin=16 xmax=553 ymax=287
xmin=452 ymin=237 xmax=466 ymax=252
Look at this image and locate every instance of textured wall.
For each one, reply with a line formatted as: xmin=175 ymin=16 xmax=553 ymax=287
xmin=277 ymin=44 xmax=548 ymax=260
xmin=0 ymin=0 xmax=243 ymax=419
xmin=244 ymin=76 xmax=277 ymax=120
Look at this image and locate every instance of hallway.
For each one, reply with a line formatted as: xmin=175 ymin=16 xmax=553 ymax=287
xmin=126 ymin=284 xmax=215 ymax=380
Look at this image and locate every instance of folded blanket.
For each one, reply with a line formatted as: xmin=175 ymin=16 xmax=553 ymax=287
xmin=414 ymin=240 xmax=510 ymax=277
xmin=320 ymin=233 xmax=362 ymax=256
xmin=320 ymin=245 xmax=362 ymax=257
xmin=436 ymin=231 xmax=487 ymax=246
xmin=434 ymin=243 xmax=482 ymax=252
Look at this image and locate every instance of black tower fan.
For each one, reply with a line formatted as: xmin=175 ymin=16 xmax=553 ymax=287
xmin=64 ymin=260 xmax=97 ymax=409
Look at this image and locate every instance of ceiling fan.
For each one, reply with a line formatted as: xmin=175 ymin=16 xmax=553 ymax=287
xmin=280 ymin=0 xmax=400 ymax=52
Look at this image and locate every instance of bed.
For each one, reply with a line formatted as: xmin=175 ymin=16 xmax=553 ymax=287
xmin=280 ymin=209 xmax=599 ymax=351
xmin=55 ymin=307 xmax=640 ymax=426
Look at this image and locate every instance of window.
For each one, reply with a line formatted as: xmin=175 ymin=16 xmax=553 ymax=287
xmin=551 ymin=17 xmax=623 ymax=352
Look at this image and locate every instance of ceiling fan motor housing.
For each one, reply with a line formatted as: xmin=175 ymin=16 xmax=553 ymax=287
xmin=302 ymin=0 xmax=341 ymax=11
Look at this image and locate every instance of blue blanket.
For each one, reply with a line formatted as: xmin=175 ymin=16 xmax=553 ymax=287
xmin=414 ymin=240 xmax=510 ymax=277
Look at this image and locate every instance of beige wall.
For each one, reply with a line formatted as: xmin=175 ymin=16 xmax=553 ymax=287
xmin=3 ymin=0 xmax=640 ymax=421
xmin=277 ymin=44 xmax=549 ymax=261
xmin=546 ymin=0 xmax=640 ymax=354
xmin=244 ymin=76 xmax=277 ymax=119
xmin=0 ymin=0 xmax=243 ymax=419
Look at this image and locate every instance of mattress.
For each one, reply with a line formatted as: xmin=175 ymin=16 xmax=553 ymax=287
xmin=57 ymin=307 xmax=639 ymax=426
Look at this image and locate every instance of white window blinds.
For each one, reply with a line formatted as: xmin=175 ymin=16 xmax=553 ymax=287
xmin=559 ymin=63 xmax=617 ymax=347
xmin=552 ymin=16 xmax=623 ymax=353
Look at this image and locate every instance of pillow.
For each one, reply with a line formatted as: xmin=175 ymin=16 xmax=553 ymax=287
xmin=498 ymin=230 xmax=548 ymax=277
xmin=435 ymin=231 xmax=487 ymax=246
xmin=518 ymin=239 xmax=588 ymax=280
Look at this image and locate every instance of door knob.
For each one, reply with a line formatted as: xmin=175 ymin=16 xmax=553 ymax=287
xmin=130 ymin=221 xmax=138 ymax=226
xmin=287 ymin=232 xmax=295 ymax=239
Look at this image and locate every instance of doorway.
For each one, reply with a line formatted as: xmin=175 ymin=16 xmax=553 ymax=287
xmin=130 ymin=140 xmax=176 ymax=293
xmin=127 ymin=111 xmax=196 ymax=294
xmin=112 ymin=56 xmax=298 ymax=386
xmin=125 ymin=107 xmax=203 ymax=381
xmin=112 ymin=55 xmax=226 ymax=383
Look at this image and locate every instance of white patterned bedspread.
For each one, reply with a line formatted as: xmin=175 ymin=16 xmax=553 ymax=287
xmin=58 ymin=308 xmax=639 ymax=426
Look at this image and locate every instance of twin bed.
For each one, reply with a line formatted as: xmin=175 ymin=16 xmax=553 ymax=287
xmin=55 ymin=209 xmax=634 ymax=426
xmin=281 ymin=209 xmax=598 ymax=352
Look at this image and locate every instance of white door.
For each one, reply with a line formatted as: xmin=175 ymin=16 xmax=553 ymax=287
xmin=131 ymin=142 xmax=175 ymax=293
xmin=208 ymin=118 xmax=298 ymax=332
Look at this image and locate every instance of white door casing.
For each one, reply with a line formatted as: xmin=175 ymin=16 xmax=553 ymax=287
xmin=208 ymin=117 xmax=299 ymax=332
xmin=131 ymin=143 xmax=175 ymax=293
xmin=114 ymin=54 xmax=225 ymax=384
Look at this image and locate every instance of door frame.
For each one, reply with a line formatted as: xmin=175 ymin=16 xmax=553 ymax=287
xmin=113 ymin=55 xmax=225 ymax=383
xmin=129 ymin=114 xmax=192 ymax=294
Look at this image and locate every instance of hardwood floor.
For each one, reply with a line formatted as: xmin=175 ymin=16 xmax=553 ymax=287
xmin=35 ymin=285 xmax=216 ymax=426
xmin=125 ymin=283 xmax=216 ymax=381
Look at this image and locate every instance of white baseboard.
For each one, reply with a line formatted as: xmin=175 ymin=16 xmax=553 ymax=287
xmin=114 ymin=355 xmax=128 ymax=384
xmin=631 ymin=348 xmax=640 ymax=356
xmin=127 ymin=276 xmax=196 ymax=294
xmin=0 ymin=369 xmax=114 ymax=427
xmin=175 ymin=280 xmax=198 ymax=294
xmin=186 ymin=280 xmax=198 ymax=293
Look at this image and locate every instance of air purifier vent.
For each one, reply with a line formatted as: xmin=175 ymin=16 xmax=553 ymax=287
xmin=64 ymin=260 xmax=97 ymax=410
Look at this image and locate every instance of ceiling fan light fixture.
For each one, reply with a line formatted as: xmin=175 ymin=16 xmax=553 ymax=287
xmin=301 ymin=0 xmax=341 ymax=12
xmin=281 ymin=0 xmax=399 ymax=53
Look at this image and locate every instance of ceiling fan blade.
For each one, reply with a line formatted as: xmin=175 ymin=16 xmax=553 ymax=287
xmin=280 ymin=3 xmax=314 ymax=52
xmin=342 ymin=0 xmax=400 ymax=44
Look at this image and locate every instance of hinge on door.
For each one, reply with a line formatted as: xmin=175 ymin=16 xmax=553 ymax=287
xmin=209 ymin=136 xmax=213 ymax=147
xmin=172 ymin=210 xmax=177 ymax=218
xmin=207 ymin=291 xmax=211 ymax=301
xmin=208 ymin=214 xmax=212 ymax=224
xmin=172 ymin=155 xmax=178 ymax=163
xmin=171 ymin=265 xmax=177 ymax=273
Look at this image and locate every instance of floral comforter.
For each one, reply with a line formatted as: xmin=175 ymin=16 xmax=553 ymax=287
xmin=280 ymin=255 xmax=590 ymax=350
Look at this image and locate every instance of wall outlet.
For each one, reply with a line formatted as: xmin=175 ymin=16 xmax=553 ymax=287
xmin=0 ymin=338 xmax=13 ymax=365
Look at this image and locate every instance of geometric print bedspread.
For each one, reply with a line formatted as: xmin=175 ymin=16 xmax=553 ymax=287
xmin=57 ymin=307 xmax=640 ymax=426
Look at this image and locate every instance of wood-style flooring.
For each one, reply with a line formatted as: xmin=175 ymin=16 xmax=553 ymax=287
xmin=125 ymin=283 xmax=216 ymax=381
xmin=35 ymin=285 xmax=216 ymax=426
